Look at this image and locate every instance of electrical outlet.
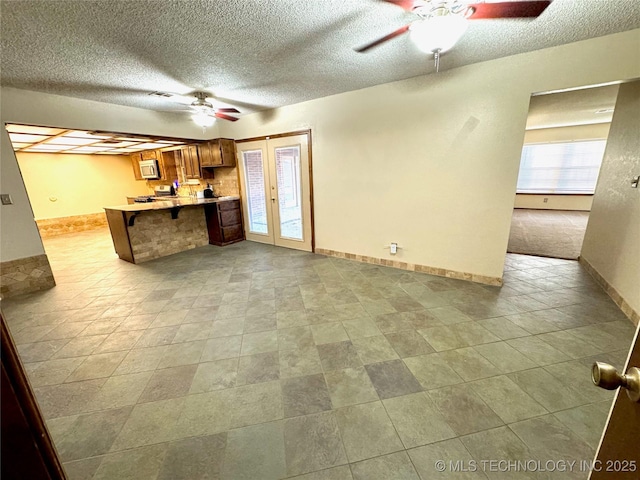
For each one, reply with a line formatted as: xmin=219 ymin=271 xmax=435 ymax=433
xmin=0 ymin=194 xmax=13 ymax=205
xmin=632 ymin=176 xmax=639 ymax=189
xmin=390 ymin=243 xmax=397 ymax=255
xmin=543 ymin=197 xmax=548 ymax=203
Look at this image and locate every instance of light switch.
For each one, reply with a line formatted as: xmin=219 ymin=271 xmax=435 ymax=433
xmin=0 ymin=194 xmax=12 ymax=205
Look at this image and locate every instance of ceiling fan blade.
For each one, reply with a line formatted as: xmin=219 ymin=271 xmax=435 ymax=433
xmin=466 ymin=1 xmax=551 ymax=19
xmin=355 ymin=24 xmax=412 ymax=53
xmin=215 ymin=112 xmax=239 ymax=122
xmin=216 ymin=108 xmax=240 ymax=113
xmin=380 ymin=0 xmax=415 ymax=11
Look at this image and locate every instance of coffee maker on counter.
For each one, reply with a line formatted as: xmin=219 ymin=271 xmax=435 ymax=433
xmin=203 ymin=183 xmax=214 ymax=198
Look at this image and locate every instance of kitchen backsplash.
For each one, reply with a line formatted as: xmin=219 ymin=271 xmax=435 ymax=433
xmin=146 ymin=166 xmax=239 ymax=197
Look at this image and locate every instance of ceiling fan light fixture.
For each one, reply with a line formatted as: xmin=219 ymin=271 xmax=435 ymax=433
xmin=191 ymin=112 xmax=215 ymax=127
xmin=409 ymin=14 xmax=468 ymax=54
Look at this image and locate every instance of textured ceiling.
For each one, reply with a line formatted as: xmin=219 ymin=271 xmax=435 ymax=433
xmin=526 ymin=84 xmax=621 ymax=129
xmin=2 ymin=0 xmax=639 ymax=118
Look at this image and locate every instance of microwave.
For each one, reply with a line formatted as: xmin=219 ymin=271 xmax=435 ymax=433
xmin=139 ymin=159 xmax=160 ymax=179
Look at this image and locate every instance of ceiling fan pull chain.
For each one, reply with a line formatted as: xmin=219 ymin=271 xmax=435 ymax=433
xmin=433 ymin=48 xmax=441 ymax=72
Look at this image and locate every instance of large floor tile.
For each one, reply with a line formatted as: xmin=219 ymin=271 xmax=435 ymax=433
xmin=158 ymin=433 xmax=227 ymax=480
xmin=428 ymin=384 xmax=504 ymax=436
xmin=509 ymin=415 xmax=595 ymax=468
xmin=469 ymin=375 xmax=548 ymax=424
xmin=282 ymin=373 xmax=333 ymax=417
xmin=189 ymin=358 xmax=238 ymax=393
xmin=284 ymin=411 xmax=348 ymax=477
xmin=334 ymin=401 xmax=403 ymax=462
xmin=438 ymin=347 xmax=501 ymax=381
xmin=222 ymin=422 xmax=286 ymax=480
xmin=365 ymin=359 xmax=423 ymax=399
xmin=508 ymin=368 xmax=590 ymax=413
xmin=459 ymin=426 xmax=535 ymax=480
xmin=324 ymin=367 xmax=379 ymax=408
xmin=49 ymin=407 xmax=132 ymax=462
xmin=403 ymin=353 xmax=464 ymax=390
xmin=408 ymin=438 xmax=488 ymax=480
xmin=236 ymin=351 xmax=280 ymax=385
xmin=385 ymin=329 xmax=435 ymax=358
xmin=553 ymin=403 xmax=609 ymax=450
xmin=351 ymin=451 xmax=420 ymax=480
xmin=137 ymin=364 xmax=198 ymax=403
xmin=473 ymin=342 xmax=537 ymax=374
xmin=93 ymin=443 xmax=167 ymax=480
xmin=110 ymin=397 xmax=185 ymax=451
xmin=317 ymin=341 xmax=362 ymax=371
xmin=507 ymin=336 xmax=571 ymax=366
xmin=279 ymin=346 xmax=324 ymax=378
xmin=350 ymin=335 xmax=399 ymax=364
xmin=383 ymin=392 xmax=456 ymax=448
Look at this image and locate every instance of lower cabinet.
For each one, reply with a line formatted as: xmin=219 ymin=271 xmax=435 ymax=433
xmin=205 ymin=200 xmax=244 ymax=246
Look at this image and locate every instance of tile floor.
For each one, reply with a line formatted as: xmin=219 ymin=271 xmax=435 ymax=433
xmin=2 ymin=229 xmax=636 ymax=480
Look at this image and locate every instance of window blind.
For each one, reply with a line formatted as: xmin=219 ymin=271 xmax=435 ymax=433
xmin=516 ymin=140 xmax=606 ymax=194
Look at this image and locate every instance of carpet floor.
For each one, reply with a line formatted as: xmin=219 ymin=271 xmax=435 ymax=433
xmin=507 ymin=209 xmax=590 ymax=260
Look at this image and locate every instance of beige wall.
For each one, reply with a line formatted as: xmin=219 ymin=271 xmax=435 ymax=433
xmin=523 ymin=123 xmax=610 ymax=144
xmin=0 ymin=87 xmax=218 ymax=262
xmin=581 ymin=80 xmax=640 ymax=316
xmin=221 ymin=30 xmax=640 ymax=279
xmin=514 ymin=195 xmax=593 ymax=211
xmin=16 ymin=152 xmax=150 ymax=219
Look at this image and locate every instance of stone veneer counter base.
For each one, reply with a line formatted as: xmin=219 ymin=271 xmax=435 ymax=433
xmin=104 ymin=197 xmax=239 ymax=264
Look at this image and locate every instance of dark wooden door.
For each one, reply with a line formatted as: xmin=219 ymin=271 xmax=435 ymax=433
xmin=591 ymin=322 xmax=640 ymax=479
xmin=1 ymin=313 xmax=67 ymax=479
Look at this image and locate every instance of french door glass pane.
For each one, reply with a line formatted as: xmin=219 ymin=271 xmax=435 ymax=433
xmin=242 ymin=150 xmax=268 ymax=234
xmin=275 ymin=146 xmax=303 ymax=240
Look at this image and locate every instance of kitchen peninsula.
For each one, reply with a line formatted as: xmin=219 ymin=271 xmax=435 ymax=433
xmin=104 ymin=197 xmax=243 ymax=264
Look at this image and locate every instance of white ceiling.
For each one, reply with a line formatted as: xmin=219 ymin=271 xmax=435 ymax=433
xmin=1 ymin=0 xmax=639 ymax=118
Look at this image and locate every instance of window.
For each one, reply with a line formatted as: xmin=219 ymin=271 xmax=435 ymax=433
xmin=516 ymin=140 xmax=607 ymax=194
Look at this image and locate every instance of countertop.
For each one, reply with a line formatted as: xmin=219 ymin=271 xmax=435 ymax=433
xmin=105 ymin=196 xmax=240 ymax=212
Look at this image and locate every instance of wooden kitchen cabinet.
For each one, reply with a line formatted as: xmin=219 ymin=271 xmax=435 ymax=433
xmin=182 ymin=145 xmax=201 ymax=179
xmin=198 ymin=138 xmax=237 ymax=168
xmin=218 ymin=138 xmax=237 ymax=167
xmin=160 ymin=150 xmax=179 ymax=183
xmin=197 ymin=142 xmax=218 ymax=167
xmin=130 ymin=153 xmax=144 ymax=180
xmin=205 ymin=200 xmax=244 ymax=246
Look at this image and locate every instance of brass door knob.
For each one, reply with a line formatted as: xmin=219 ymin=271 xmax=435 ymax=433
xmin=592 ymin=362 xmax=640 ymax=402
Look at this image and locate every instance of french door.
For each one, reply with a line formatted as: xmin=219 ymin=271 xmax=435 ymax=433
xmin=236 ymin=133 xmax=313 ymax=252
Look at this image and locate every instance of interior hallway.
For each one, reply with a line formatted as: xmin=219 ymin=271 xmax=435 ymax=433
xmin=1 ymin=229 xmax=635 ymax=480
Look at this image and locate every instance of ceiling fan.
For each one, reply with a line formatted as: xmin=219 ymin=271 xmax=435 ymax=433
xmin=187 ymin=92 xmax=240 ymax=127
xmin=356 ymin=0 xmax=552 ymax=71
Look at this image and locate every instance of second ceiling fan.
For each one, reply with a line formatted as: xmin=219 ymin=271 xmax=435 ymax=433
xmin=356 ymin=0 xmax=552 ymax=70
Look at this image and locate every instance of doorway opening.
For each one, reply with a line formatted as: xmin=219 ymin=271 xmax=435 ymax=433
xmin=236 ymin=131 xmax=314 ymax=252
xmin=507 ymin=84 xmax=619 ymax=260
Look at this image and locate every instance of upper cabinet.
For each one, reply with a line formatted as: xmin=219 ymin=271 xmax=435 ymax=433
xmin=198 ymin=138 xmax=237 ymax=168
xmin=182 ymin=145 xmax=201 ymax=179
xmin=129 ymin=139 xmax=236 ymax=182
xmin=130 ymin=149 xmax=179 ymax=182
xmin=197 ymin=142 xmax=219 ymax=167
xmin=130 ymin=152 xmax=144 ymax=180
